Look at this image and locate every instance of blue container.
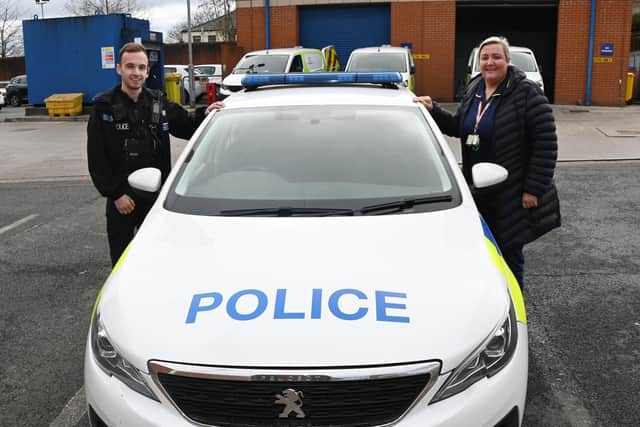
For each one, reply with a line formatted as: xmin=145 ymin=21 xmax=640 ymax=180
xmin=23 ymin=14 xmax=164 ymax=105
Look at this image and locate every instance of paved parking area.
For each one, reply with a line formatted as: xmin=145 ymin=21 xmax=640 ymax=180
xmin=0 ymin=161 xmax=638 ymax=426
xmin=1 ymin=105 xmax=639 ymax=426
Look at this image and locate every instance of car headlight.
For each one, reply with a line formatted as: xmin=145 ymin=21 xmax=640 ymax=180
xmin=430 ymin=302 xmax=518 ymax=403
xmin=91 ymin=312 xmax=159 ymax=401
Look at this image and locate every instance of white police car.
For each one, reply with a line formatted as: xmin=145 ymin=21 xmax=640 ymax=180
xmin=85 ymin=73 xmax=528 ymax=427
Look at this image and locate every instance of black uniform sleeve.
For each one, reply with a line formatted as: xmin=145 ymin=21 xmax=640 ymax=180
xmin=523 ymin=84 xmax=558 ymax=197
xmin=87 ymin=107 xmax=128 ymax=199
xmin=430 ymin=102 xmax=462 ymax=138
xmin=164 ymin=98 xmax=207 ymax=140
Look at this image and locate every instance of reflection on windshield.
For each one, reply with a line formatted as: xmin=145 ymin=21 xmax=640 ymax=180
xmin=171 ymin=106 xmax=455 ymax=215
xmin=233 ymin=55 xmax=289 ymax=74
xmin=347 ymin=53 xmax=407 ymax=73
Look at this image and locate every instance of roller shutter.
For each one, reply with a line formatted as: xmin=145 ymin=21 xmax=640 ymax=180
xmin=299 ymin=5 xmax=391 ymax=70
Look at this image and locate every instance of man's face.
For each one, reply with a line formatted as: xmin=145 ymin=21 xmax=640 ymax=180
xmin=117 ymin=51 xmax=149 ymax=91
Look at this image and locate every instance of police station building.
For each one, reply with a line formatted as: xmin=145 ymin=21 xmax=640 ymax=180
xmin=235 ymin=0 xmax=634 ymax=106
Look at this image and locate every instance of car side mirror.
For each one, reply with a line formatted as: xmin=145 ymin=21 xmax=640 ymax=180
xmin=472 ymin=162 xmax=508 ymax=189
xmin=128 ymin=167 xmax=162 ymax=193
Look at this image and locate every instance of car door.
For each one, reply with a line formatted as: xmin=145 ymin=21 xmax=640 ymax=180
xmin=20 ymin=76 xmax=28 ymax=102
xmin=302 ymin=51 xmax=325 ymax=72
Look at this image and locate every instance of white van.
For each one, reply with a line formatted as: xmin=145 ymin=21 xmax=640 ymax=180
xmin=220 ymin=47 xmax=331 ymax=98
xmin=467 ymin=46 xmax=545 ymax=93
xmin=346 ymin=46 xmax=416 ymax=92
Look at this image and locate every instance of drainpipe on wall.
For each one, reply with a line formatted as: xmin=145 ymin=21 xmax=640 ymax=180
xmin=585 ymin=0 xmax=597 ymax=106
xmin=265 ymin=0 xmax=271 ymax=49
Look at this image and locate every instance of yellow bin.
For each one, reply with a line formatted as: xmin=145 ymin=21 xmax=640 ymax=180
xmin=626 ymin=72 xmax=635 ymax=103
xmin=165 ymin=72 xmax=182 ymax=104
xmin=44 ymin=93 xmax=84 ymax=116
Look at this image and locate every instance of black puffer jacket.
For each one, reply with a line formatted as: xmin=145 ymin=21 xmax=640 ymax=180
xmin=431 ymin=65 xmax=560 ymax=248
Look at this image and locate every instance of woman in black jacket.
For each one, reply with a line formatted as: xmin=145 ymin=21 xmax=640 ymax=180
xmin=414 ymin=36 xmax=560 ymax=288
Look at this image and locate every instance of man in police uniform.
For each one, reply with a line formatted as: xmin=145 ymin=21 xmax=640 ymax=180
xmin=88 ymin=42 xmax=223 ymax=266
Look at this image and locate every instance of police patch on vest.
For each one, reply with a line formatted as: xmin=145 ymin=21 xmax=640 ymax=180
xmin=162 ymin=122 xmax=169 ymax=131
xmin=115 ymin=123 xmax=130 ymax=131
xmin=102 ymin=114 xmax=113 ymax=122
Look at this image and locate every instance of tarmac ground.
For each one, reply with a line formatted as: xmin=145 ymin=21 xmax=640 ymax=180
xmin=0 ymin=102 xmax=639 ymax=426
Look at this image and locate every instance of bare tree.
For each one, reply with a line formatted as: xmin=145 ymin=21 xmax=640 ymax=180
xmin=196 ymin=0 xmax=236 ymax=41
xmin=65 ymin=0 xmax=142 ymax=16
xmin=0 ymin=0 xmax=22 ymax=58
xmin=165 ymin=5 xmax=218 ymax=44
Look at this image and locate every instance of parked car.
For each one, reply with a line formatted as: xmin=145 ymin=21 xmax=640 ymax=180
xmin=6 ymin=74 xmax=28 ymax=107
xmin=85 ymin=72 xmax=528 ymax=427
xmin=466 ymin=46 xmax=544 ymax=93
xmin=193 ymin=64 xmax=224 ymax=85
xmin=220 ymin=46 xmax=336 ymax=98
xmin=346 ymin=45 xmax=416 ymax=92
xmin=0 ymin=89 xmax=5 ymax=110
xmin=164 ymin=65 xmax=207 ymax=103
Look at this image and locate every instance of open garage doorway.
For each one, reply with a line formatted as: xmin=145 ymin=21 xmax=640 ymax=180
xmin=455 ymin=1 xmax=558 ymax=102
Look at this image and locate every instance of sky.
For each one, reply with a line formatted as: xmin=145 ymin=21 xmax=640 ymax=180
xmin=19 ymin=0 xmax=190 ymax=36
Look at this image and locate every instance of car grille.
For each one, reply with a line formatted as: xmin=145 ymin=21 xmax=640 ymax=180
xmin=150 ymin=361 xmax=440 ymax=427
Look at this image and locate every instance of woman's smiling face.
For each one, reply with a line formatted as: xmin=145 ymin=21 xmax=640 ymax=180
xmin=479 ymin=43 xmax=508 ymax=86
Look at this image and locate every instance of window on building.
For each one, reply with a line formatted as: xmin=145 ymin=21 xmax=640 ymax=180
xmin=193 ymin=35 xmax=201 ymax=43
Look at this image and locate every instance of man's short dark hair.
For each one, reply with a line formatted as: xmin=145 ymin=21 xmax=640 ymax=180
xmin=119 ymin=42 xmax=147 ymax=62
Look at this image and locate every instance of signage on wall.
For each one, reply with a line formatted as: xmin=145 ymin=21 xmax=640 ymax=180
xmin=594 ymin=57 xmax=614 ymax=63
xmin=413 ymin=54 xmax=431 ymax=60
xmin=600 ymin=43 xmax=614 ymax=57
xmin=101 ymin=47 xmax=115 ymax=69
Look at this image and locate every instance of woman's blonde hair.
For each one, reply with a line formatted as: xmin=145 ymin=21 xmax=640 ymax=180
xmin=478 ymin=36 xmax=510 ymax=62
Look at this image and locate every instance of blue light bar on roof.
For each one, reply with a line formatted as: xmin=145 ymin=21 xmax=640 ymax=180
xmin=241 ymin=72 xmax=402 ymax=88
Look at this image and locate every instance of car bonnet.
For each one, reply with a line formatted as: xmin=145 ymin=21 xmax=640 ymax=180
xmin=98 ymin=203 xmax=511 ymax=374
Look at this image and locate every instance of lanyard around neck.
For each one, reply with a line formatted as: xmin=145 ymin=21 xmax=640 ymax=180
xmin=474 ymin=95 xmax=493 ymax=133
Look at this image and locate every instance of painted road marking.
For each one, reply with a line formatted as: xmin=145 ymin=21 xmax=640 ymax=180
xmin=0 ymin=214 xmax=39 ymax=235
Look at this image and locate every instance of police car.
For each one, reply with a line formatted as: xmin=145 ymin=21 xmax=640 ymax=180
xmin=220 ymin=46 xmax=338 ymax=98
xmin=346 ymin=46 xmax=416 ymax=92
xmin=85 ymin=73 xmax=528 ymax=427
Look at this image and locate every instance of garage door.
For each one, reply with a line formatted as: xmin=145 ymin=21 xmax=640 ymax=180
xmin=454 ymin=1 xmax=558 ymax=102
xmin=299 ymin=5 xmax=390 ymax=70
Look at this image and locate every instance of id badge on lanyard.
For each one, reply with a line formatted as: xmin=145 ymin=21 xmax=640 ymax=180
xmin=466 ymin=98 xmax=492 ymax=151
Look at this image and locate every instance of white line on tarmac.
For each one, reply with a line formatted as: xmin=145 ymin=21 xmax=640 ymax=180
xmin=0 ymin=214 xmax=39 ymax=235
xmin=49 ymin=386 xmax=86 ymax=427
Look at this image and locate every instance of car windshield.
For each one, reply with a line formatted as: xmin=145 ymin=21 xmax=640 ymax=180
xmin=347 ymin=53 xmax=407 ymax=73
xmin=167 ymin=105 xmax=457 ymax=215
xmin=510 ymin=52 xmax=537 ymax=72
xmin=233 ymin=55 xmax=289 ymax=74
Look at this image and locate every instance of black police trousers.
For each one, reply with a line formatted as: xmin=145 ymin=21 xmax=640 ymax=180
xmin=106 ymin=197 xmax=152 ymax=266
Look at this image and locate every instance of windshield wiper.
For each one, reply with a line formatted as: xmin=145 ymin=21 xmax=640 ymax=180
xmin=219 ymin=207 xmax=355 ymax=217
xmin=359 ymin=195 xmax=453 ymax=215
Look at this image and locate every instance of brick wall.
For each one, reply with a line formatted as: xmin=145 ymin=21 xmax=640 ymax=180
xmin=0 ymin=57 xmax=26 ymax=81
xmin=237 ymin=6 xmax=266 ymax=52
xmin=270 ymin=6 xmax=298 ymax=47
xmin=556 ymin=0 xmax=633 ymax=106
xmin=392 ymin=0 xmax=455 ymax=100
xmin=236 ymin=0 xmax=633 ymax=105
xmin=238 ymin=6 xmax=298 ymax=51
